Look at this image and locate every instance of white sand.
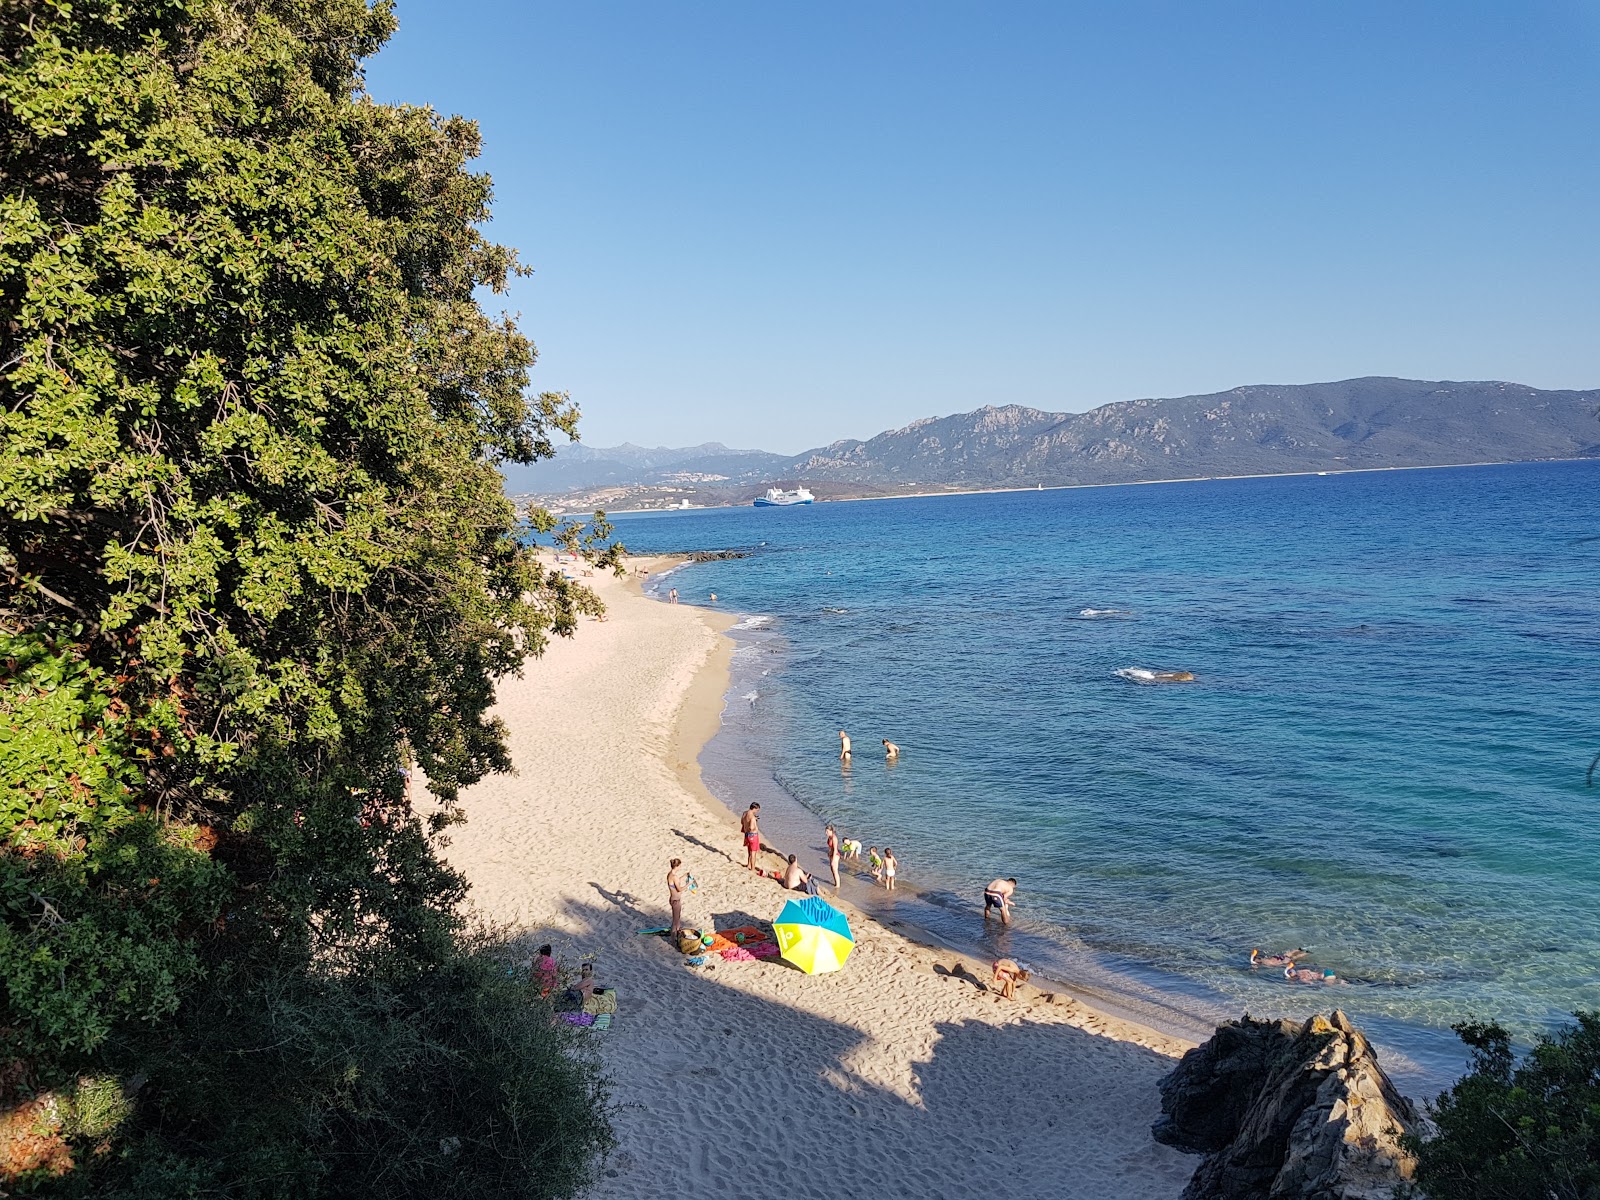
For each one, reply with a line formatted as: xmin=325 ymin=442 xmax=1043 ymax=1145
xmin=443 ymin=557 xmax=1196 ymax=1200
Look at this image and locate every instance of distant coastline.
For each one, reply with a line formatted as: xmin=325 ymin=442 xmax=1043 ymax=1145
xmin=555 ymin=455 xmax=1550 ymax=516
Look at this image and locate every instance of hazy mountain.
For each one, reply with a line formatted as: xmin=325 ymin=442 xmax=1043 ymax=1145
xmin=783 ymin=378 xmax=1600 ymax=486
xmin=500 ymin=441 xmax=790 ymax=493
xmin=504 ymin=378 xmax=1600 ymax=500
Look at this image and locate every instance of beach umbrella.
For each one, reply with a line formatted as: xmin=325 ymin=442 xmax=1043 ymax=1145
xmin=772 ymin=896 xmax=855 ymax=974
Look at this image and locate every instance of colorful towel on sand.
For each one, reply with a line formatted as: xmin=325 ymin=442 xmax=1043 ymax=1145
xmin=582 ymin=990 xmax=618 ymax=1016
xmin=706 ymin=925 xmax=770 ymax=954
xmin=559 ymin=1012 xmax=595 ymax=1026
xmin=720 ymin=946 xmax=755 ymax=962
xmin=748 ymin=940 xmax=780 ymax=959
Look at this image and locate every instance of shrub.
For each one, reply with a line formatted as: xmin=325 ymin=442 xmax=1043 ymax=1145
xmin=1406 ymin=1011 xmax=1600 ymax=1200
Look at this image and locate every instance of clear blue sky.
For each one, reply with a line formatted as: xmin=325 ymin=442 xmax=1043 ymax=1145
xmin=366 ymin=1 xmax=1600 ymax=454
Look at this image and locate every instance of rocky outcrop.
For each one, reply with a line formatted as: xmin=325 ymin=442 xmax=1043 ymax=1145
xmin=1153 ymin=1011 xmax=1418 ymax=1200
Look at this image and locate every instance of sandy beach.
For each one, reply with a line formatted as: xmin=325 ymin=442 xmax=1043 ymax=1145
xmin=442 ymin=555 xmax=1197 ymax=1200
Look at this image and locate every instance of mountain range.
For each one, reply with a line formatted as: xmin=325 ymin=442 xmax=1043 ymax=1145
xmin=501 ymin=377 xmax=1600 ymax=504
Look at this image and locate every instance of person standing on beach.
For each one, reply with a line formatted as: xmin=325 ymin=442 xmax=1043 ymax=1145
xmin=741 ymin=803 xmax=762 ymax=871
xmin=825 ymin=824 xmax=841 ymax=888
xmin=838 ymin=730 xmax=852 ymax=760
xmin=882 ymin=739 xmax=899 ymax=760
xmin=667 ymin=858 xmax=689 ymax=936
xmin=882 ymin=846 xmax=898 ymax=891
xmin=983 ymin=878 xmax=1018 ymax=926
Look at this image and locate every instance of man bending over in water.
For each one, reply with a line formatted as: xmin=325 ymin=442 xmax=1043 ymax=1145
xmin=984 ymin=878 xmax=1018 ymax=926
xmin=741 ymin=803 xmax=762 ymax=871
xmin=882 ymin=739 xmax=899 ymax=760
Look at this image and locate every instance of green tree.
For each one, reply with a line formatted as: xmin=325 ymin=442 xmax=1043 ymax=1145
xmin=2 ymin=0 xmax=616 ymax=1192
xmin=1406 ymin=1012 xmax=1600 ymax=1200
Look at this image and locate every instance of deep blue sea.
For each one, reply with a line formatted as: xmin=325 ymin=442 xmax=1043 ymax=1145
xmin=608 ymin=462 xmax=1600 ymax=1093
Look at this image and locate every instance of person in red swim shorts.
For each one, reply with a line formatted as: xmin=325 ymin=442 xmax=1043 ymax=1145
xmin=741 ymin=802 xmax=762 ymax=871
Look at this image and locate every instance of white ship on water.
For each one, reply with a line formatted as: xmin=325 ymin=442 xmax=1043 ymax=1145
xmin=753 ymin=486 xmax=814 ymax=507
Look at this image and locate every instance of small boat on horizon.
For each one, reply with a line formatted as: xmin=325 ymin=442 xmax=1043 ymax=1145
xmin=754 ymin=486 xmax=815 ymax=507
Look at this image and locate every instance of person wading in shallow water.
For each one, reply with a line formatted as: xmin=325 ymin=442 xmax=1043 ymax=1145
xmin=826 ymin=824 xmax=841 ymax=888
xmin=741 ymin=803 xmax=762 ymax=871
xmin=838 ymin=730 xmax=852 ymax=760
xmin=983 ymin=878 xmax=1018 ymax=926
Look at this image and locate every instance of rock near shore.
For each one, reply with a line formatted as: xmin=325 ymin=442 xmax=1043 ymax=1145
xmin=1153 ymin=1010 xmax=1418 ymax=1200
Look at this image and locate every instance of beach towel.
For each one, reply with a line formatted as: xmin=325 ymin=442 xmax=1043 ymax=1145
xmin=748 ymin=940 xmax=780 ymax=959
xmin=582 ymin=990 xmax=618 ymax=1016
xmin=559 ymin=1012 xmax=595 ymax=1026
xmin=720 ymin=946 xmax=756 ymax=962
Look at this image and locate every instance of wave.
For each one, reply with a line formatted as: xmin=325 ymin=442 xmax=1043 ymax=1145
xmin=730 ymin=614 xmax=774 ymax=631
xmin=1074 ymin=607 xmax=1135 ymax=619
xmin=742 ymin=691 xmax=760 ymax=704
xmin=822 ymin=606 xmax=849 ymax=614
xmin=1115 ymin=667 xmax=1198 ymax=684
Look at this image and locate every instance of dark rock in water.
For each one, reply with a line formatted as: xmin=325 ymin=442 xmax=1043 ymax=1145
xmin=1153 ymin=1010 xmax=1417 ymax=1200
xmin=685 ymin=549 xmax=750 ymax=562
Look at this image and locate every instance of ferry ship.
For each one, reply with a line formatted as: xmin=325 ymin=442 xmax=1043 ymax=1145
xmin=753 ymin=486 xmax=814 ymax=507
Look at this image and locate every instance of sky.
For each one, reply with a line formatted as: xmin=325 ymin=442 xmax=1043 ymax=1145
xmin=366 ymin=1 xmax=1600 ymax=454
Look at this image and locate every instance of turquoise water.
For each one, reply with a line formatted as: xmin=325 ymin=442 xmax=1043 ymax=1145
xmin=610 ymin=462 xmax=1600 ymax=1090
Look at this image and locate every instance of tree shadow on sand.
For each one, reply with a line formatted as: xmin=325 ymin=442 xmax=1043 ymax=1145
xmin=517 ymin=893 xmax=1194 ymax=1200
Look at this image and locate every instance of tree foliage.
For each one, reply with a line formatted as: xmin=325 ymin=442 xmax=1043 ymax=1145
xmin=1406 ymin=1012 xmax=1600 ymax=1200
xmin=2 ymin=0 xmax=616 ymax=1192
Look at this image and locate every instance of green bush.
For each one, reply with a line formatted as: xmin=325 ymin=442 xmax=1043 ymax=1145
xmin=1406 ymin=1011 xmax=1600 ymax=1200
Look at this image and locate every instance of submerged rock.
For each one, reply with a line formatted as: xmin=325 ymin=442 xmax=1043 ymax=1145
xmin=1153 ymin=1010 xmax=1417 ymax=1200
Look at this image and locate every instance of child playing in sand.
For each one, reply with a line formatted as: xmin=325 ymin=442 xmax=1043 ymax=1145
xmin=992 ymin=958 xmax=1029 ymax=1000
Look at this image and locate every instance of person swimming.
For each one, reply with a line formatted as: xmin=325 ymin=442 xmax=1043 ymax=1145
xmin=1284 ymin=963 xmax=1338 ymax=984
xmin=1251 ymin=947 xmax=1309 ymax=967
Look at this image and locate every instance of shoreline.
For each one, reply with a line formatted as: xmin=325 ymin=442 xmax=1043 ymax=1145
xmin=444 ymin=551 xmax=1198 ymax=1199
xmin=560 ymin=454 xmax=1571 ymax=515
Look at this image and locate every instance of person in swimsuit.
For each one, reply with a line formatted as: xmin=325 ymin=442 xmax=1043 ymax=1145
xmin=838 ymin=730 xmax=852 ymax=759
xmin=882 ymin=846 xmax=898 ymax=891
xmin=741 ymin=803 xmax=762 ymax=871
xmin=882 ymin=739 xmax=899 ymax=760
xmin=667 ymin=858 xmax=689 ymax=936
xmin=825 ymin=824 xmax=841 ymax=888
xmin=983 ymin=878 xmax=1018 ymax=926
xmin=992 ymin=958 xmax=1029 ymax=1000
xmin=868 ymin=847 xmax=883 ymax=881
xmin=784 ymin=857 xmax=819 ymax=896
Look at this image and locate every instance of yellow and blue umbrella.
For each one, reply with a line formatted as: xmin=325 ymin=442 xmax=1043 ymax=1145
xmin=772 ymin=896 xmax=854 ymax=974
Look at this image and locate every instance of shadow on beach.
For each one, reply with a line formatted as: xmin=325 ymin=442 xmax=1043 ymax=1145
xmin=514 ymin=894 xmax=1193 ymax=1200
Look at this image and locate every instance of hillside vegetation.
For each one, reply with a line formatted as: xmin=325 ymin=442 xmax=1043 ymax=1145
xmin=1 ymin=0 xmax=613 ymax=1193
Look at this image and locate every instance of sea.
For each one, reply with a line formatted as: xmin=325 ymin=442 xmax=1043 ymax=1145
xmin=605 ymin=461 xmax=1600 ymax=1096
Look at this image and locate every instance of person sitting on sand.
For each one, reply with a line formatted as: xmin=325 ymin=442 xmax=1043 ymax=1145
xmin=984 ymin=878 xmax=1018 ymax=926
xmin=881 ymin=846 xmax=898 ymax=891
xmin=567 ymin=962 xmax=598 ymax=1004
xmin=741 ymin=803 xmax=762 ymax=871
xmin=882 ymin=738 xmax=899 ymax=760
xmin=992 ymin=958 xmax=1029 ymax=1000
xmin=533 ymin=944 xmax=558 ymax=998
xmin=1251 ymin=947 xmax=1308 ymax=968
xmin=838 ymin=730 xmax=852 ymax=759
xmin=780 ymin=853 xmax=818 ymax=894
